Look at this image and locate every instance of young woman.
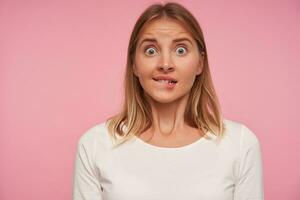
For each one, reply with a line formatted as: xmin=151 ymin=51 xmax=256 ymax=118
xmin=72 ymin=2 xmax=264 ymax=200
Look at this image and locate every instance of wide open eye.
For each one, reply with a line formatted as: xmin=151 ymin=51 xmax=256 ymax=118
xmin=176 ymin=46 xmax=188 ymax=55
xmin=144 ymin=47 xmax=157 ymax=56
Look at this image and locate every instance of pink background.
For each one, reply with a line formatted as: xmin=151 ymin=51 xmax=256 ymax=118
xmin=1 ymin=0 xmax=299 ymax=199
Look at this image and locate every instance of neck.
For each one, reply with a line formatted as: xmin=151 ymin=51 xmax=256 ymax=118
xmin=145 ymin=92 xmax=190 ymax=137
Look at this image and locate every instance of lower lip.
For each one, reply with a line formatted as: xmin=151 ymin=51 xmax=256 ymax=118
xmin=153 ymin=79 xmax=177 ymax=89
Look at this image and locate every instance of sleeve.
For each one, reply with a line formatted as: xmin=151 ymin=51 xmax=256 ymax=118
xmin=233 ymin=125 xmax=264 ymax=200
xmin=72 ymin=135 xmax=103 ymax=200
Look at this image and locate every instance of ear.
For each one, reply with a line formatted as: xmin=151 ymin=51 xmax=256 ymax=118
xmin=196 ymin=54 xmax=204 ymax=75
xmin=133 ymin=64 xmax=139 ymax=77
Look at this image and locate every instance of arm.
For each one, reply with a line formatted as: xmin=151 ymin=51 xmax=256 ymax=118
xmin=72 ymin=135 xmax=103 ymax=200
xmin=234 ymin=125 xmax=264 ymax=200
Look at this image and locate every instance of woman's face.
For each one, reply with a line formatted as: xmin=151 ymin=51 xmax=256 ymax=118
xmin=133 ymin=18 xmax=203 ymax=104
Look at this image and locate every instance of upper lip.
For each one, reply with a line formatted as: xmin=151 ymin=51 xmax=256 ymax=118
xmin=153 ymin=75 xmax=178 ymax=83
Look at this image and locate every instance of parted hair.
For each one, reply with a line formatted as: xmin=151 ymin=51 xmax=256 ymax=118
xmin=106 ymin=1 xmax=226 ymax=148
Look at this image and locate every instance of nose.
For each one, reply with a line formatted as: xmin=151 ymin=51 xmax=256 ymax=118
xmin=157 ymin=51 xmax=174 ymax=72
xmin=159 ymin=64 xmax=173 ymax=72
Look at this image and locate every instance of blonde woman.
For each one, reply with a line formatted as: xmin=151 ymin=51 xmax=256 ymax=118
xmin=72 ymin=2 xmax=264 ymax=200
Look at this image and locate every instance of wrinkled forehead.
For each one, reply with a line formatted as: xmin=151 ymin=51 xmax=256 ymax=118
xmin=136 ymin=17 xmax=194 ymax=44
xmin=141 ymin=18 xmax=187 ymax=32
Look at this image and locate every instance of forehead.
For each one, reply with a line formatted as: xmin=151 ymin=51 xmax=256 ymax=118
xmin=138 ymin=18 xmax=193 ymax=40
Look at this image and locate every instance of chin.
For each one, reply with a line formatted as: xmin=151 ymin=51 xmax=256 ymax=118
xmin=148 ymin=93 xmax=187 ymax=104
xmin=154 ymin=98 xmax=177 ymax=104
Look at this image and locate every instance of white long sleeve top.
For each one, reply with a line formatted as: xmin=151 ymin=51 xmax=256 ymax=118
xmin=72 ymin=118 xmax=264 ymax=200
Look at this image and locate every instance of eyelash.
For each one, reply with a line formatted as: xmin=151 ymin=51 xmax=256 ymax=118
xmin=143 ymin=45 xmax=188 ymax=56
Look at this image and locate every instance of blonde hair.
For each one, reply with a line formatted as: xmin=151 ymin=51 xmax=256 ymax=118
xmin=106 ymin=2 xmax=226 ymax=148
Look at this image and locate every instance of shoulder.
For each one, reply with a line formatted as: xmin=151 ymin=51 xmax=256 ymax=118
xmin=77 ymin=120 xmax=112 ymax=149
xmin=222 ymin=118 xmax=261 ymax=151
xmin=224 ymin=119 xmax=264 ymax=198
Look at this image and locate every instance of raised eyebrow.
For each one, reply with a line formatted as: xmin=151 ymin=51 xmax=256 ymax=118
xmin=138 ymin=37 xmax=193 ymax=47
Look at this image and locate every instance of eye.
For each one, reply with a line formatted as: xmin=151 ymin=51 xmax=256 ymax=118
xmin=144 ymin=47 xmax=157 ymax=56
xmin=176 ymin=46 xmax=188 ymax=55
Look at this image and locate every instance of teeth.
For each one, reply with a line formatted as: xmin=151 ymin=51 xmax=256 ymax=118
xmin=157 ymin=79 xmax=174 ymax=83
xmin=156 ymin=79 xmax=176 ymax=85
xmin=158 ymin=79 xmax=169 ymax=83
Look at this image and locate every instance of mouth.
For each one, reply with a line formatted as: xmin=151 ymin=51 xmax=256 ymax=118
xmin=152 ymin=78 xmax=177 ymax=86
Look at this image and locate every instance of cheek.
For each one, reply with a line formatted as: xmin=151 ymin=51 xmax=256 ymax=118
xmin=134 ymin=65 xmax=153 ymax=87
xmin=176 ymin=66 xmax=199 ymax=90
xmin=180 ymin=74 xmax=196 ymax=91
xmin=175 ymin=52 xmax=200 ymax=70
xmin=134 ymin=56 xmax=154 ymax=77
xmin=178 ymin=60 xmax=199 ymax=81
xmin=136 ymin=67 xmax=152 ymax=81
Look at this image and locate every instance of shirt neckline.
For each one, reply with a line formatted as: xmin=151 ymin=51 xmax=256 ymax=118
xmin=133 ymin=130 xmax=214 ymax=151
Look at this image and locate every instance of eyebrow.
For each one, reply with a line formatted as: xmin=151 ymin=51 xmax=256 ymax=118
xmin=138 ymin=37 xmax=193 ymax=47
